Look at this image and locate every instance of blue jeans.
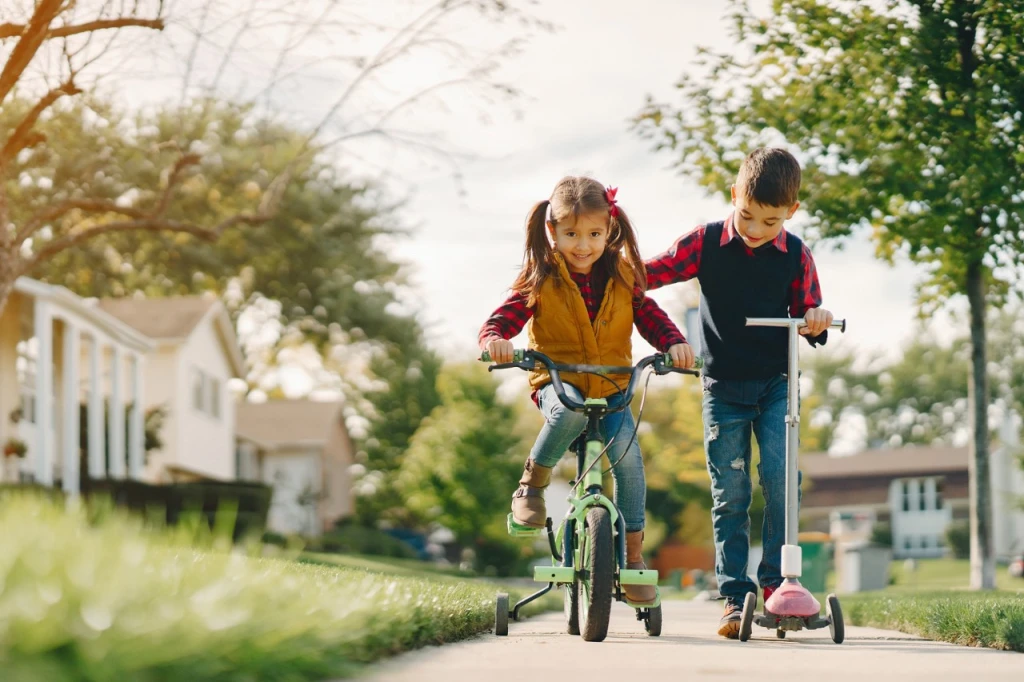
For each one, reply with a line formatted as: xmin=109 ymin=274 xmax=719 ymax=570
xmin=701 ymin=374 xmax=801 ymax=605
xmin=530 ymin=383 xmax=646 ymax=533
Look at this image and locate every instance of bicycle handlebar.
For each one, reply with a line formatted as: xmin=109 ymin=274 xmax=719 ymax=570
xmin=479 ymin=349 xmax=702 ymax=413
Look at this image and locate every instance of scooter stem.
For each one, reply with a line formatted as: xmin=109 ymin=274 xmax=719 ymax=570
xmin=745 ymin=317 xmax=846 ymax=577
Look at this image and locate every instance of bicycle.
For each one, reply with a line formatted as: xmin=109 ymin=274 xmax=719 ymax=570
xmin=481 ymin=348 xmax=701 ymax=642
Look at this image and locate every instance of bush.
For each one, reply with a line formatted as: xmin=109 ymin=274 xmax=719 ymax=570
xmin=316 ymin=523 xmax=418 ymax=559
xmin=945 ymin=520 xmax=970 ymax=559
xmin=870 ymin=521 xmax=893 ymax=548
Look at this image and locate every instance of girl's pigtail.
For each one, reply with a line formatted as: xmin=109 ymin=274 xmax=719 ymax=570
xmin=511 ymin=199 xmax=552 ymax=306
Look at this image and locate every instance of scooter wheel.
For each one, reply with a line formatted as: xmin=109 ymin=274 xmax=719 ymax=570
xmin=645 ymin=604 xmax=663 ymax=637
xmin=739 ymin=591 xmax=756 ymax=642
xmin=827 ymin=593 xmax=844 ymax=644
xmin=495 ymin=592 xmax=509 ymax=636
xmin=776 ymin=629 xmax=786 ymax=639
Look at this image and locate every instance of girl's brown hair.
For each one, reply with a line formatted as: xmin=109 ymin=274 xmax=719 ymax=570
xmin=511 ymin=176 xmax=646 ymax=305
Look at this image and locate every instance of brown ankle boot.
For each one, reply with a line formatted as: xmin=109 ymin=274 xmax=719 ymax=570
xmin=623 ymin=531 xmax=657 ymax=605
xmin=510 ymin=459 xmax=553 ymax=528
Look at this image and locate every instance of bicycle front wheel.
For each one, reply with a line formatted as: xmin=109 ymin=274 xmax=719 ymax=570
xmin=578 ymin=506 xmax=614 ymax=642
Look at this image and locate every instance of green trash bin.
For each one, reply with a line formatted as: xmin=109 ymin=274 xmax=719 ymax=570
xmin=799 ymin=541 xmax=830 ymax=593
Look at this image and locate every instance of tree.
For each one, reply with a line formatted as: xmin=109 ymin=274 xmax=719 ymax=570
xmin=0 ymin=0 xmax=543 ymax=319
xmin=635 ymin=0 xmax=1024 ymax=590
xmin=394 ymin=362 xmax=526 ymax=573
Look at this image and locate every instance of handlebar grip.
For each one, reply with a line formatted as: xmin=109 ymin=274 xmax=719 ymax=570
xmin=480 ymin=349 xmax=526 ymax=363
xmin=663 ymin=354 xmax=704 ymax=370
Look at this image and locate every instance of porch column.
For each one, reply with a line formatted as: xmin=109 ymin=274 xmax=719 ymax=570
xmin=61 ymin=320 xmax=81 ymax=497
xmin=34 ymin=299 xmax=53 ymax=486
xmin=108 ymin=346 xmax=126 ymax=479
xmin=87 ymin=336 xmax=106 ymax=479
xmin=128 ymin=352 xmax=144 ymax=480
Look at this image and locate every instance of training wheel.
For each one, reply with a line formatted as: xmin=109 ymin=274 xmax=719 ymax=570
xmin=495 ymin=592 xmax=509 ymax=636
xmin=739 ymin=592 xmax=756 ymax=642
xmin=827 ymin=593 xmax=844 ymax=644
xmin=644 ymin=604 xmax=663 ymax=637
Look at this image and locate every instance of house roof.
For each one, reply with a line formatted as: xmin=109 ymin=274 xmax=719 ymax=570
xmin=802 ymin=445 xmax=968 ymax=479
xmin=235 ymin=399 xmax=344 ymax=451
xmin=96 ymin=296 xmax=217 ymax=340
xmin=14 ymin=278 xmax=154 ymax=353
xmin=96 ymin=295 xmax=245 ymax=378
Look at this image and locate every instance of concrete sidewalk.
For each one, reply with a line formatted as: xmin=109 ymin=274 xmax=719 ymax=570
xmin=358 ymin=593 xmax=1021 ymax=681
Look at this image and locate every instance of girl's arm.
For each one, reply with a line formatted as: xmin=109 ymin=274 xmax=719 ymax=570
xmin=632 ymin=286 xmax=687 ymax=352
xmin=478 ymin=290 xmax=534 ymax=349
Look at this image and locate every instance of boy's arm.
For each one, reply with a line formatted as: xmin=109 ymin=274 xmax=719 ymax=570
xmin=644 ymin=225 xmax=705 ymax=291
xmin=478 ymin=290 xmax=533 ymax=349
xmin=632 ymin=286 xmax=687 ymax=352
xmin=790 ymin=242 xmax=828 ymax=346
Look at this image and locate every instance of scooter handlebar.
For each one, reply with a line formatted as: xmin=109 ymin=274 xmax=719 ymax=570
xmin=745 ymin=317 xmax=846 ymax=333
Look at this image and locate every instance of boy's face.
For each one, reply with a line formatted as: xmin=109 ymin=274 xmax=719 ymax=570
xmin=547 ymin=211 xmax=609 ymax=275
xmin=730 ymin=184 xmax=799 ymax=249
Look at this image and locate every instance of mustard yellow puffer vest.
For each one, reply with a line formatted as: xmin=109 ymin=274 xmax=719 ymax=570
xmin=526 ymin=254 xmax=634 ymax=399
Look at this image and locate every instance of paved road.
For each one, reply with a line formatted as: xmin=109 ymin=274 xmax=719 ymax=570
xmin=359 ymin=594 xmax=1021 ymax=681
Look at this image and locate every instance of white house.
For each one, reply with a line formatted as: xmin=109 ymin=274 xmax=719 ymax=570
xmin=235 ymin=399 xmax=355 ymax=536
xmin=802 ymin=435 xmax=1024 ymax=561
xmin=96 ymin=295 xmax=245 ymax=483
xmin=0 ymin=278 xmax=153 ymax=494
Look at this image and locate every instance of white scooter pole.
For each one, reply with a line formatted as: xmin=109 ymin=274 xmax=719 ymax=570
xmin=745 ymin=317 xmax=846 ymax=579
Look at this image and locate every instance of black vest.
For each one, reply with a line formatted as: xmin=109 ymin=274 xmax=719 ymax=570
xmin=698 ymin=221 xmax=802 ymax=380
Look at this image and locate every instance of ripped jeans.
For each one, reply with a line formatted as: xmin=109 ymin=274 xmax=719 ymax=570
xmin=530 ymin=382 xmax=647 ymax=533
xmin=701 ymin=373 xmax=801 ymax=605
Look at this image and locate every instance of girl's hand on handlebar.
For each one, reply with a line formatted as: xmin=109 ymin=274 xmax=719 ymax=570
xmin=800 ymin=307 xmax=833 ymax=337
xmin=485 ymin=338 xmax=515 ymax=364
xmin=667 ymin=342 xmax=695 ymax=369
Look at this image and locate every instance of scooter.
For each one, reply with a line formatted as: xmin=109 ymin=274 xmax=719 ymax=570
xmin=738 ymin=316 xmax=846 ymax=644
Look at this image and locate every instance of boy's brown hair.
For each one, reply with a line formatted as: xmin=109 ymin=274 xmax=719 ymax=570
xmin=735 ymin=148 xmax=801 ymax=208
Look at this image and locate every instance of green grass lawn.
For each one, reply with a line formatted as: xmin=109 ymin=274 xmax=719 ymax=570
xmin=817 ymin=556 xmax=1024 ymax=652
xmin=0 ymin=495 xmax=556 ymax=681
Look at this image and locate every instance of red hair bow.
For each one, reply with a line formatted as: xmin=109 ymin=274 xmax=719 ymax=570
xmin=605 ymin=186 xmax=619 ymax=218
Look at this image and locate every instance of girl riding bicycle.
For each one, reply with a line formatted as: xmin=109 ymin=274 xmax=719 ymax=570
xmin=478 ymin=175 xmax=695 ymax=606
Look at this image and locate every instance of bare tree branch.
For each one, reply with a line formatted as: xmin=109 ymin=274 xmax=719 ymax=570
xmin=18 ymin=198 xmax=150 ymax=245
xmin=0 ymin=0 xmax=63 ymax=105
xmin=24 ymin=211 xmax=272 ymax=273
xmin=0 ymin=18 xmax=165 ymax=41
xmin=1 ymin=79 xmax=82 ymax=165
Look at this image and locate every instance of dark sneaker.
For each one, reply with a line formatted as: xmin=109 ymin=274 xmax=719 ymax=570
xmin=717 ymin=601 xmax=742 ymax=639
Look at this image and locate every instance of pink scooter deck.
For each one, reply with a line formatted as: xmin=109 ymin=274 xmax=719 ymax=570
xmin=764 ymin=579 xmax=820 ymax=617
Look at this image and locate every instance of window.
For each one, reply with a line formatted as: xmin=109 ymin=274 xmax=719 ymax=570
xmin=192 ymin=367 xmax=206 ymax=412
xmin=919 ymin=480 xmax=928 ymax=511
xmin=935 ymin=480 xmax=944 ymax=510
xmin=902 ymin=481 xmax=911 ymax=512
xmin=210 ymin=379 xmax=221 ymax=419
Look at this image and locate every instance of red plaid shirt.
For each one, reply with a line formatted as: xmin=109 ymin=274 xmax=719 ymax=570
xmin=478 ymin=270 xmax=686 ymax=352
xmin=645 ymin=214 xmax=824 ymax=318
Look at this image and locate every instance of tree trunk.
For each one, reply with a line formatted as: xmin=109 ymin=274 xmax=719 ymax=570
xmin=965 ymin=260 xmax=995 ymax=590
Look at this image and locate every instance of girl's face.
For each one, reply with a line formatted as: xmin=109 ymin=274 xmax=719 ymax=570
xmin=547 ymin=211 xmax=609 ymax=275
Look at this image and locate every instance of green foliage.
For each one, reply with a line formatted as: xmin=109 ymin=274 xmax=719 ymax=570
xmin=635 ymin=0 xmax=1024 ymax=306
xmin=871 ymin=522 xmax=894 ymax=549
xmin=0 ymin=494 xmax=555 ymax=680
xmin=313 ymin=523 xmax=418 ymax=559
xmin=395 ymin=363 xmax=526 ymax=574
xmin=12 ymin=97 xmax=407 ymax=349
xmin=946 ymin=520 xmax=971 ymax=559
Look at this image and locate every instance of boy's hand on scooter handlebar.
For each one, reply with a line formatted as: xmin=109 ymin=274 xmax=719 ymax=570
xmin=667 ymin=342 xmax=695 ymax=369
xmin=800 ymin=307 xmax=833 ymax=337
xmin=484 ymin=338 xmax=515 ymax=364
